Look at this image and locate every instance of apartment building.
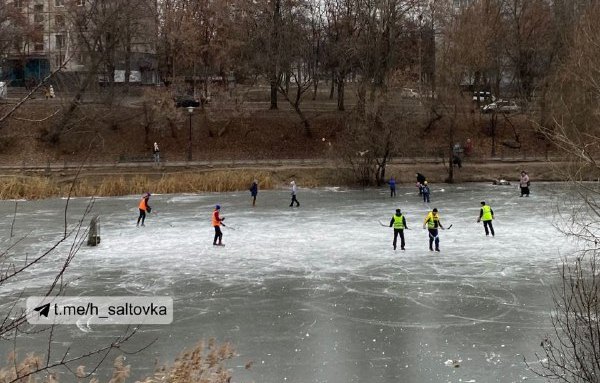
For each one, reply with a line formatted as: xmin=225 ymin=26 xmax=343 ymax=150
xmin=2 ymin=0 xmax=158 ymax=87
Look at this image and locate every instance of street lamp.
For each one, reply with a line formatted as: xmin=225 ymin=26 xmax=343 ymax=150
xmin=187 ymin=106 xmax=194 ymax=161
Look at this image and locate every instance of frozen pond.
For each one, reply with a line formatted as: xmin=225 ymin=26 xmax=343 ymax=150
xmin=0 ymin=183 xmax=577 ymax=382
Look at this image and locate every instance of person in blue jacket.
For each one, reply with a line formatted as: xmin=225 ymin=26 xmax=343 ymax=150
xmin=388 ymin=176 xmax=396 ymax=197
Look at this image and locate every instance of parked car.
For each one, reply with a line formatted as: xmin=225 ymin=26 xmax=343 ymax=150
xmin=174 ymin=95 xmax=200 ymax=108
xmin=401 ymin=88 xmax=419 ymax=98
xmin=473 ymin=91 xmax=495 ymax=103
xmin=482 ymin=99 xmax=520 ymax=114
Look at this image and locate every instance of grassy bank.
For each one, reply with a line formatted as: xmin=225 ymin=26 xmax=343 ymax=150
xmin=0 ymin=167 xmax=354 ymax=199
xmin=0 ymin=160 xmax=577 ymax=200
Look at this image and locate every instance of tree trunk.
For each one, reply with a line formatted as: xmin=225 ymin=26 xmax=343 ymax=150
xmin=124 ymin=26 xmax=132 ymax=94
xmin=337 ymin=76 xmax=345 ymax=111
xmin=329 ymin=70 xmax=335 ymax=99
xmin=269 ymin=0 xmax=281 ymax=110
xmin=270 ymin=81 xmax=278 ymax=110
xmin=45 ymin=59 xmax=102 ymax=143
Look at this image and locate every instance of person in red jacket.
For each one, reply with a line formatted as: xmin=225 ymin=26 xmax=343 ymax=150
xmin=136 ymin=192 xmax=151 ymax=227
xmin=212 ymin=204 xmax=225 ymax=246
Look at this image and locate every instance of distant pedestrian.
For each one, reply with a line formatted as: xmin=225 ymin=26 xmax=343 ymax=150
xmin=289 ymin=180 xmax=300 ymax=207
xmin=136 ymin=192 xmax=151 ymax=227
xmin=152 ymin=142 xmax=160 ymax=164
xmin=423 ymin=208 xmax=445 ymax=252
xmin=422 ymin=181 xmax=430 ymax=203
xmin=416 ymin=173 xmax=426 ymax=195
xmin=389 ymin=208 xmax=408 ymax=250
xmin=519 ymin=171 xmax=530 ymax=197
xmin=464 ymin=138 xmax=473 ymax=156
xmin=249 ymin=179 xmax=258 ymax=206
xmin=477 ymin=201 xmax=495 ymax=236
xmin=212 ymin=204 xmax=225 ymax=246
xmin=388 ymin=176 xmax=396 ymax=197
xmin=44 ymin=86 xmax=51 ymax=99
xmin=49 ymin=85 xmax=55 ymax=98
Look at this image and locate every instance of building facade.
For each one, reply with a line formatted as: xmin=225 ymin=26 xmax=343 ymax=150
xmin=2 ymin=0 xmax=158 ymax=87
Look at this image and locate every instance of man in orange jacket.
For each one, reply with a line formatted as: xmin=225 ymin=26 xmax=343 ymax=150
xmin=212 ymin=204 xmax=225 ymax=246
xmin=136 ymin=192 xmax=151 ymax=227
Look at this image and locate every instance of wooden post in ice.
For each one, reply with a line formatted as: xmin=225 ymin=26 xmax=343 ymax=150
xmin=87 ymin=215 xmax=101 ymax=246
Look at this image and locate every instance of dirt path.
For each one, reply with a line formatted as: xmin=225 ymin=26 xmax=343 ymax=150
xmin=0 ymin=157 xmax=575 ymax=186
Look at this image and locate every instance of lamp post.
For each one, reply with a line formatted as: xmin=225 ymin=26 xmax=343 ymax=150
xmin=187 ymin=106 xmax=194 ymax=161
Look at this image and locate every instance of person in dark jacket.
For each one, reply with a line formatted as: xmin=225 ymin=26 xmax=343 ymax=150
xmin=249 ymin=179 xmax=258 ymax=206
xmin=416 ymin=173 xmax=426 ymax=195
xmin=422 ymin=181 xmax=430 ymax=203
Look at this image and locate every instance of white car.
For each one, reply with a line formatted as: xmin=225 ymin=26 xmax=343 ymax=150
xmin=401 ymin=88 xmax=419 ymax=98
xmin=482 ymin=99 xmax=519 ymax=114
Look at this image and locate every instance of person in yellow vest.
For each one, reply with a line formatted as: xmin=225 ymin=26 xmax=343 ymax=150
xmin=212 ymin=204 xmax=225 ymax=246
xmin=136 ymin=192 xmax=151 ymax=227
xmin=389 ymin=208 xmax=408 ymax=250
xmin=477 ymin=201 xmax=495 ymax=236
xmin=423 ymin=208 xmax=445 ymax=251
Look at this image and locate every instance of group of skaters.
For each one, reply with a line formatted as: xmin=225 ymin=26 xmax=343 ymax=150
xmin=134 ymin=170 xmax=530 ymax=249
xmin=388 ymin=202 xmax=494 ymax=252
xmin=386 ymin=170 xmax=530 ymax=251
xmin=135 ymin=179 xmax=300 ymax=246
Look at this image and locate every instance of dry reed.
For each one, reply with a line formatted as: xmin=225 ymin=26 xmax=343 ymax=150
xmin=1 ymin=339 xmax=235 ymax=383
xmin=0 ymin=170 xmax=277 ymax=200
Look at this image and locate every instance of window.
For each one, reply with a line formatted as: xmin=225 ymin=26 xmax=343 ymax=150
xmin=55 ymin=14 xmax=64 ymax=28
xmin=55 ymin=0 xmax=63 ymax=6
xmin=76 ymin=0 xmax=84 ymax=5
xmin=55 ymin=34 xmax=64 ymax=50
xmin=14 ymin=0 xmax=25 ymax=8
xmin=34 ymin=4 xmax=44 ymax=22
xmin=33 ymin=25 xmax=44 ymax=51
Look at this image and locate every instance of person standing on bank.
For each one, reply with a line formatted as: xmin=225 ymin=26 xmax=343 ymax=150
xmin=477 ymin=201 xmax=495 ymax=236
xmin=388 ymin=176 xmax=396 ymax=197
xmin=249 ymin=179 xmax=258 ymax=207
xmin=290 ymin=180 xmax=300 ymax=207
xmin=519 ymin=171 xmax=530 ymax=197
xmin=212 ymin=204 xmax=225 ymax=246
xmin=136 ymin=192 xmax=151 ymax=227
xmin=389 ymin=208 xmax=408 ymax=250
xmin=423 ymin=208 xmax=445 ymax=252
xmin=153 ymin=142 xmax=160 ymax=164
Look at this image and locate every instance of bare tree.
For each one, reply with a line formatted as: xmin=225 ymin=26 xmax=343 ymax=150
xmin=339 ymin=88 xmax=414 ymax=186
xmin=525 ymin=5 xmax=600 ymax=382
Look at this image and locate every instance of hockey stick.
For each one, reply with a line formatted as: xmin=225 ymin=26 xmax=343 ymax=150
xmin=222 ymin=222 xmax=236 ymax=230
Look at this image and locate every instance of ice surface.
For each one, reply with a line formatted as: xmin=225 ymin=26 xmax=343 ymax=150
xmin=0 ymin=183 xmax=578 ymax=382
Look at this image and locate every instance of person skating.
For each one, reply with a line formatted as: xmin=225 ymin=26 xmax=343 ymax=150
xmin=212 ymin=204 xmax=225 ymax=246
xmin=290 ymin=180 xmax=300 ymax=207
xmin=136 ymin=192 xmax=151 ymax=227
xmin=423 ymin=208 xmax=445 ymax=251
xmin=422 ymin=181 xmax=430 ymax=203
xmin=519 ymin=171 xmax=530 ymax=197
xmin=477 ymin=201 xmax=495 ymax=236
xmin=388 ymin=176 xmax=396 ymax=197
xmin=249 ymin=179 xmax=258 ymax=206
xmin=389 ymin=208 xmax=408 ymax=250
xmin=416 ymin=173 xmax=426 ymax=195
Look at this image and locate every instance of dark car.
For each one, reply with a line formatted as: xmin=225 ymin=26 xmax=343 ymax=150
xmin=174 ymin=96 xmax=200 ymax=108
